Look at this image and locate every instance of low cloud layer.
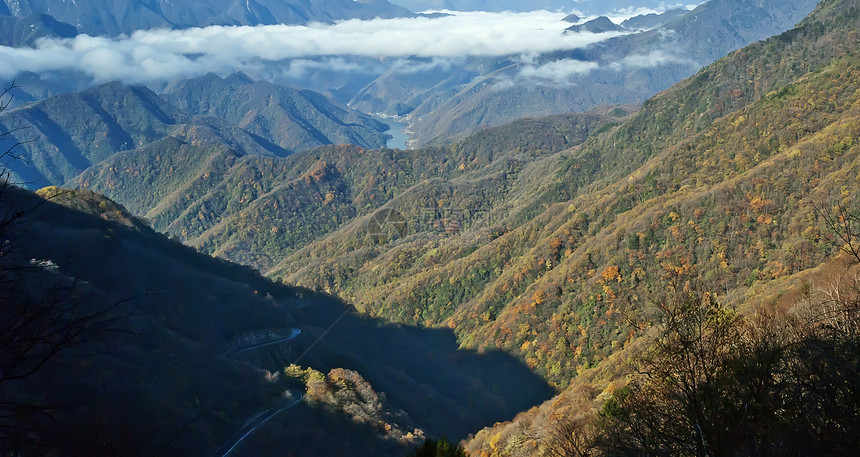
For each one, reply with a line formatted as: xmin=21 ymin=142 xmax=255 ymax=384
xmin=610 ymin=49 xmax=695 ymax=69
xmin=1 ymin=11 xmax=633 ymax=83
xmin=517 ymin=59 xmax=601 ymax=84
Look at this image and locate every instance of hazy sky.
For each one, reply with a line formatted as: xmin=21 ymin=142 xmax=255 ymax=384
xmin=1 ymin=6 xmax=691 ymax=84
xmin=389 ymin=0 xmax=684 ymax=14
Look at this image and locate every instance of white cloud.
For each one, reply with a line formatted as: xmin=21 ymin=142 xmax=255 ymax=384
xmin=517 ymin=59 xmax=599 ymax=83
xmin=609 ymin=48 xmax=695 ymax=70
xmin=1 ymin=11 xmax=631 ymax=83
xmin=387 ymin=57 xmax=460 ymax=74
xmin=280 ymin=57 xmax=376 ymax=79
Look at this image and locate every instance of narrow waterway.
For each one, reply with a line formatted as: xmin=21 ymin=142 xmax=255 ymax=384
xmin=373 ymin=115 xmax=411 ymax=150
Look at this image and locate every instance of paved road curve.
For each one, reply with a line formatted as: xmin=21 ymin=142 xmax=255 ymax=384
xmin=224 ymin=328 xmax=301 ymax=356
xmin=214 ymin=393 xmax=304 ymax=457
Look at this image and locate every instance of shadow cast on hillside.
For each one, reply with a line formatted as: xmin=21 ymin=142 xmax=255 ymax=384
xmin=6 ymin=186 xmax=553 ymax=449
xmin=276 ymin=294 xmax=555 ymax=439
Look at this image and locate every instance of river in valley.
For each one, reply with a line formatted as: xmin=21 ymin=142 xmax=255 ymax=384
xmin=373 ymin=115 xmax=412 ymax=150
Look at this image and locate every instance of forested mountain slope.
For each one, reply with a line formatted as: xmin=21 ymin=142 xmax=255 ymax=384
xmin=67 ymin=0 xmax=860 ymax=392
xmin=98 ymin=0 xmax=860 ymax=379
xmin=458 ymin=1 xmax=860 ymax=454
xmin=0 ymin=186 xmax=551 ymax=455
xmin=17 ymin=0 xmax=860 ymax=453
xmin=72 ymin=111 xmax=615 ymax=271
xmin=163 ymin=73 xmax=390 ymax=155
xmin=0 ymin=77 xmax=390 ymax=188
xmin=275 ymin=0 xmax=860 ymax=386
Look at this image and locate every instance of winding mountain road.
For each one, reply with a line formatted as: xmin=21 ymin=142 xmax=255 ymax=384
xmin=214 ymin=393 xmax=304 ymax=457
xmin=214 ymin=327 xmax=303 ymax=456
xmin=224 ymin=328 xmax=301 ymax=356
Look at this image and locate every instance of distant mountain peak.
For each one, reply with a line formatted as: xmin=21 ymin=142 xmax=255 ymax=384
xmin=565 ymin=16 xmax=626 ymax=34
xmin=620 ymin=8 xmax=689 ymax=30
xmin=224 ymin=72 xmax=255 ymax=86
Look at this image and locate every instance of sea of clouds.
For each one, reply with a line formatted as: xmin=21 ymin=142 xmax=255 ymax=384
xmin=0 ymin=8 xmax=690 ymax=84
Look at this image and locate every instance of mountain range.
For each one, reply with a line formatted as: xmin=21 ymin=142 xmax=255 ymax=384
xmin=0 ymin=12 xmax=76 ymax=46
xmin=52 ymin=0 xmax=860 ymax=426
xmin=70 ymin=110 xmax=617 ymax=270
xmin=0 ymin=74 xmax=390 ymax=188
xmin=0 ymin=0 xmax=413 ymax=40
xmin=2 ymin=0 xmax=860 ymax=454
xmin=65 ymin=0 xmax=860 ymax=390
xmin=388 ymin=0 xmax=667 ymax=13
xmin=0 ymin=0 xmax=819 ymax=148
xmin=386 ymin=0 xmax=820 ymax=144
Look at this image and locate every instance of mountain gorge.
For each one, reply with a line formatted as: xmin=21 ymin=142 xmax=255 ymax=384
xmin=72 ymin=111 xmax=616 ymax=271
xmin=280 ymin=0 xmax=860 ymax=386
xmin=62 ymin=0 xmax=860 ymax=417
xmin=67 ymin=0 xmax=860 ymax=388
xmin=0 ymin=0 xmax=819 ymax=148
xmin=0 ymin=185 xmax=552 ymax=455
xmin=2 ymin=0 xmax=860 ymax=454
xmin=163 ymin=73 xmax=390 ymax=154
